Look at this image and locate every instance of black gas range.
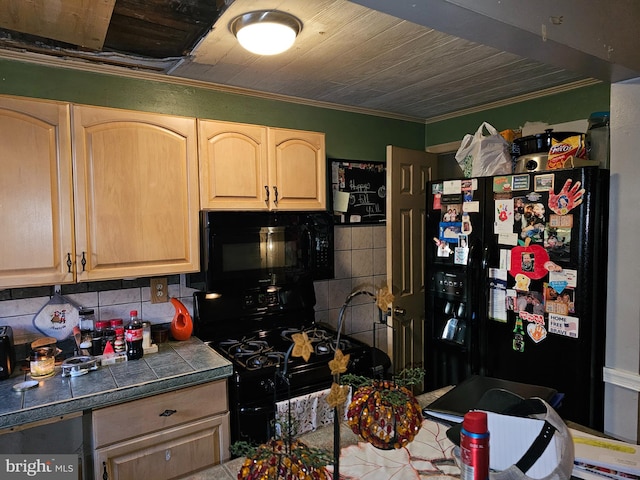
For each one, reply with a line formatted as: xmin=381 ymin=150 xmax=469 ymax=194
xmin=193 ymin=279 xmax=390 ymax=445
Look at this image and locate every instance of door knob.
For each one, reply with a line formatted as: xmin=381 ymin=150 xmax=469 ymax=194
xmin=393 ymin=307 xmax=406 ymax=316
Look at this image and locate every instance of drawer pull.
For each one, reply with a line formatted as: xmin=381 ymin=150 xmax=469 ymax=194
xmin=166 ymin=449 xmax=171 ymax=461
xmin=160 ymin=409 xmax=177 ymax=417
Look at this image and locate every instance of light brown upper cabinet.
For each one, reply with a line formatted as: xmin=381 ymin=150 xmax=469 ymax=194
xmin=73 ymin=105 xmax=200 ymax=282
xmin=0 ymin=95 xmax=75 ymax=289
xmin=198 ymin=119 xmax=326 ymax=211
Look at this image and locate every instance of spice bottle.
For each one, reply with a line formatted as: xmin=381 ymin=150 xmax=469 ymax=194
xmin=93 ymin=320 xmax=113 ymax=355
xmin=78 ymin=308 xmax=96 ymax=331
xmin=460 ymin=411 xmax=490 ymax=480
xmin=125 ymin=310 xmax=144 ymax=360
xmin=111 ymin=318 xmax=125 ymax=353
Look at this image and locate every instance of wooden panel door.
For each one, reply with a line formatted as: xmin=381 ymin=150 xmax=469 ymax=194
xmin=0 ymin=95 xmax=74 ymax=288
xmin=268 ymin=128 xmax=326 ymax=211
xmin=94 ymin=413 xmax=230 ymax=480
xmin=386 ymin=145 xmax=437 ymax=392
xmin=198 ymin=119 xmax=269 ymax=210
xmin=73 ymin=105 xmax=200 ymax=281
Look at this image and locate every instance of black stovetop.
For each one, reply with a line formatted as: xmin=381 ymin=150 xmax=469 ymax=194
xmin=209 ymin=323 xmax=367 ymax=373
xmin=193 ymin=283 xmax=379 ymax=394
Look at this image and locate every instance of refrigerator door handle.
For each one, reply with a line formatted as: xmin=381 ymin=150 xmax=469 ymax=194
xmin=481 ymin=245 xmax=490 ymax=270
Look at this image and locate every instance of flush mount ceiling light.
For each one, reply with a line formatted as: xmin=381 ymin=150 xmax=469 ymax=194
xmin=230 ymin=10 xmax=302 ymax=56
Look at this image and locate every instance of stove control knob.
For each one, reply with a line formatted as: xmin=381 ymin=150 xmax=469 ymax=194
xmin=260 ymin=378 xmax=275 ymax=393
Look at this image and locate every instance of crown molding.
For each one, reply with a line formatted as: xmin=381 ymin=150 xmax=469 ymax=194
xmin=0 ymin=48 xmax=602 ymax=126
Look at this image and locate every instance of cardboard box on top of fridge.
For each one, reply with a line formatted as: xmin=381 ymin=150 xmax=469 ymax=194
xmin=521 ymin=120 xmax=589 ymax=136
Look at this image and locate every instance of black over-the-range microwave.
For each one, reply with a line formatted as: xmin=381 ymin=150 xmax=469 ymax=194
xmin=200 ymin=211 xmax=335 ymax=290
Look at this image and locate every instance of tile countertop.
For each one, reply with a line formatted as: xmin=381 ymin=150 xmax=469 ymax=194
xmin=0 ymin=337 xmax=233 ymax=430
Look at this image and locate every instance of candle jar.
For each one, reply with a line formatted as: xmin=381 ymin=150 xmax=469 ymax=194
xmin=30 ymin=347 xmax=55 ymax=378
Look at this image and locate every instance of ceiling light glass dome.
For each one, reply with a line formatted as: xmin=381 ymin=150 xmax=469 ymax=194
xmin=230 ymin=10 xmax=302 ymax=56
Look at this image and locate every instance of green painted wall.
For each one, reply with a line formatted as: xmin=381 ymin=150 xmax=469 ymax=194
xmin=425 ymin=83 xmax=611 ymax=147
xmin=0 ymin=59 xmax=612 ymax=159
xmin=0 ymin=58 xmax=424 ymax=162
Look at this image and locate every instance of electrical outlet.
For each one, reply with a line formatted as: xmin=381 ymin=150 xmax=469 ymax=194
xmin=150 ymin=277 xmax=169 ymax=304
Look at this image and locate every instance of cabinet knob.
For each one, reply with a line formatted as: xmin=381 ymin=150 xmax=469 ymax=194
xmin=160 ymin=409 xmax=177 ymax=417
xmin=165 ymin=449 xmax=171 ymax=461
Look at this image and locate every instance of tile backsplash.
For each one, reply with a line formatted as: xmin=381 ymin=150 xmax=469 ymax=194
xmin=0 ymin=224 xmax=389 ymax=354
xmin=313 ymin=224 xmax=389 ymax=354
xmin=0 ymin=277 xmax=197 ymax=345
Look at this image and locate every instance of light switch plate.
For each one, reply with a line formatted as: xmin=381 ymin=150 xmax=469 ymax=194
xmin=150 ymin=277 xmax=169 ymax=304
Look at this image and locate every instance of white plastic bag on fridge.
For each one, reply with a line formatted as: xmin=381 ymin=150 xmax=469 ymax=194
xmin=455 ymin=122 xmax=512 ymax=177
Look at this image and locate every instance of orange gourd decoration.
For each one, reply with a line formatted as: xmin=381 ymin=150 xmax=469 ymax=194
xmin=170 ymin=298 xmax=193 ymax=341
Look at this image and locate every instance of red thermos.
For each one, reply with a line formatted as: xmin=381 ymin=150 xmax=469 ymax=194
xmin=460 ymin=411 xmax=490 ymax=480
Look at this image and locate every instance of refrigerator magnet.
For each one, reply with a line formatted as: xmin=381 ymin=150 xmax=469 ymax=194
xmin=514 ymin=273 xmax=531 ymax=292
xmin=494 ymin=199 xmax=514 ymax=235
xmin=548 ymin=313 xmax=579 ymax=338
xmin=549 ymin=269 xmax=577 ymax=289
xmin=443 ymin=180 xmax=462 ymax=195
xmin=460 ymin=213 xmax=472 ymax=235
xmin=462 ymin=200 xmax=480 ymax=213
xmin=511 ymin=174 xmax=530 ymax=191
xmin=512 ymin=316 xmax=526 ymax=352
xmin=493 ymin=175 xmax=513 ymax=193
xmin=548 ymin=178 xmax=585 ymax=215
xmin=509 ymin=242 xmax=550 ymax=280
xmin=434 ymin=237 xmax=452 ymax=257
xmin=534 ymin=174 xmax=555 ymax=192
xmin=433 ymin=193 xmax=442 ymax=210
xmin=454 ymin=246 xmax=468 ymax=265
xmin=439 ymin=222 xmax=462 ymax=243
xmin=527 ymin=321 xmax=548 ymax=343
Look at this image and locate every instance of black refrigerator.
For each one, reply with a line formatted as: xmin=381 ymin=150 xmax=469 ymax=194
xmin=424 ymin=166 xmax=609 ymax=430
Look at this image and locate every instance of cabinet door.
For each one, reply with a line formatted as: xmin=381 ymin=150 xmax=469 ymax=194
xmin=268 ymin=128 xmax=326 ymax=210
xmin=0 ymin=96 xmax=74 ymax=288
xmin=198 ymin=119 xmax=269 ymax=210
xmin=94 ymin=413 xmax=230 ymax=480
xmin=73 ymin=105 xmax=200 ymax=281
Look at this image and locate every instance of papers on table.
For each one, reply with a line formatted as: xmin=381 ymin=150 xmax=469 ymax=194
xmin=571 ymin=428 xmax=640 ymax=480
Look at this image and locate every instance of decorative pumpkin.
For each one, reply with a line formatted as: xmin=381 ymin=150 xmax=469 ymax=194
xmin=238 ymin=439 xmax=330 ymax=480
xmin=347 ymin=380 xmax=423 ymax=450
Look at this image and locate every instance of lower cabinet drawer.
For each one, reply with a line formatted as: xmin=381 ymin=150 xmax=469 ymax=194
xmin=94 ymin=413 xmax=230 ymax=480
xmin=93 ymin=380 xmax=228 ymax=448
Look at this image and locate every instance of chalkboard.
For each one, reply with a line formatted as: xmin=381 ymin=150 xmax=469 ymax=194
xmin=330 ymin=159 xmax=386 ymax=224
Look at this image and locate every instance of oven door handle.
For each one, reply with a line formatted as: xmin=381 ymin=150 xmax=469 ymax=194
xmin=239 ymin=405 xmax=273 ymax=414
